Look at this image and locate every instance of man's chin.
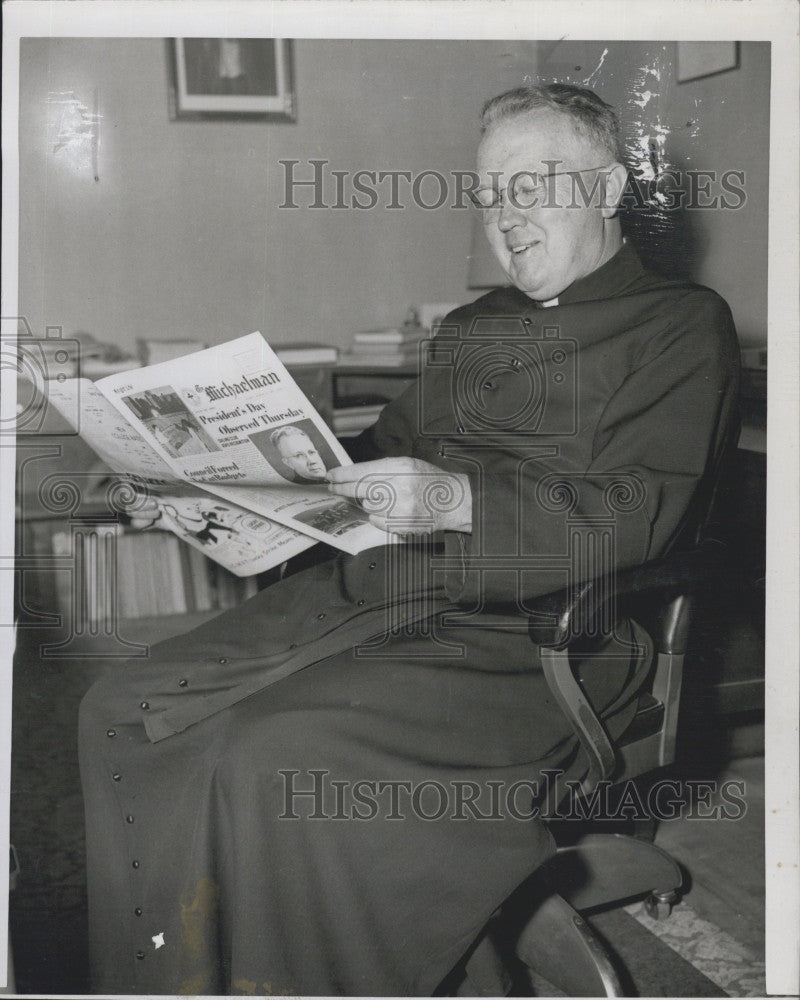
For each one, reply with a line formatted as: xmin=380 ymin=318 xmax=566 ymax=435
xmin=511 ymin=274 xmax=557 ymax=301
xmin=502 ymin=259 xmax=554 ymax=301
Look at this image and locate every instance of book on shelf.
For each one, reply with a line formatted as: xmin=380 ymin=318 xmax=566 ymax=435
xmin=51 ymin=524 xmax=122 ymax=629
xmin=342 ymin=325 xmax=425 ymax=368
xmin=182 ymin=544 xmax=214 ymax=611
xmin=332 ymin=409 xmax=385 ymax=436
xmin=49 ymin=530 xmax=77 ymax=626
xmin=334 ymin=424 xmax=380 ymax=438
xmin=35 ymin=332 xmax=396 ymax=580
xmin=333 ymin=403 xmax=385 ymax=427
xmin=352 ymin=325 xmax=426 ymax=345
xmin=138 ymin=338 xmax=208 ymax=366
xmin=273 ymin=342 xmax=338 ymax=366
xmin=48 ymin=524 xmax=260 ymax=623
xmin=344 ymin=340 xmax=424 ymax=357
xmin=334 ymin=403 xmax=386 ymax=420
xmin=130 ymin=531 xmax=158 ymax=617
xmin=338 ymin=351 xmax=420 ymax=369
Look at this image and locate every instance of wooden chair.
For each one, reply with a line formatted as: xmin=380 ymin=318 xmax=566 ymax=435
xmin=450 ymin=537 xmax=734 ymax=997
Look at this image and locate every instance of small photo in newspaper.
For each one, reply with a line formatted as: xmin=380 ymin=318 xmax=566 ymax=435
xmin=120 ymin=385 xmax=221 ymax=458
xmin=248 ymin=418 xmax=342 ymax=485
xmin=292 ymin=499 xmax=371 ymax=538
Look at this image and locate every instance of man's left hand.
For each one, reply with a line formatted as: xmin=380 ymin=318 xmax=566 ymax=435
xmin=326 ymin=457 xmax=472 ymax=535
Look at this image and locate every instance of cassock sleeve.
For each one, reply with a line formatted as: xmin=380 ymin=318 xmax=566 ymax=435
xmin=346 ymin=384 xmax=419 ymax=462
xmin=443 ymin=289 xmax=740 ymax=608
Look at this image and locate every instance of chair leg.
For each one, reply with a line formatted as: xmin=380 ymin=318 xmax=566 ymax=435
xmin=458 ymin=933 xmax=512 ymax=997
xmin=517 ymin=894 xmax=624 ymax=997
xmin=631 ymin=815 xmax=658 ymax=842
xmin=446 ymin=889 xmax=624 ymax=998
xmin=514 ymin=891 xmax=622 ymax=997
xmin=643 ymin=888 xmax=679 ymax=920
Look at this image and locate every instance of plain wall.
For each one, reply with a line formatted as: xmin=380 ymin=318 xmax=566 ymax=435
xmin=18 ymin=38 xmax=769 ymax=352
xmin=18 ymin=37 xmax=538 ymax=353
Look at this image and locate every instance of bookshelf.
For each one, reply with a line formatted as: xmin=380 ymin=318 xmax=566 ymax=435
xmin=16 ymin=485 xmax=265 ymax=657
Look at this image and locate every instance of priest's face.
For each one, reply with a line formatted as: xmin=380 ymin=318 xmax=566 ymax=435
xmin=476 ymin=110 xmax=621 ymax=302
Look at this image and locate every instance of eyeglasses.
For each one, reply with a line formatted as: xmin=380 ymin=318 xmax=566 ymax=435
xmin=472 ymin=165 xmax=613 ymax=212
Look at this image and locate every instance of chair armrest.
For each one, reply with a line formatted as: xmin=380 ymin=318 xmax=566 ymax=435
xmin=527 ymin=539 xmax=728 ymax=651
xmin=531 ymin=541 xmax=729 ymax=788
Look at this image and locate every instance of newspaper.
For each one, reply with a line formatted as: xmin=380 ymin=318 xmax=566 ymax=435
xmin=43 ymin=333 xmax=391 ymax=575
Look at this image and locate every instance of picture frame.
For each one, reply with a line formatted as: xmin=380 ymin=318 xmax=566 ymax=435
xmin=167 ymin=38 xmax=295 ymax=121
xmin=676 ymin=41 xmax=739 ymax=84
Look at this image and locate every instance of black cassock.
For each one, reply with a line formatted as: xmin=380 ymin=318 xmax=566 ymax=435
xmin=79 ymin=243 xmax=739 ymax=995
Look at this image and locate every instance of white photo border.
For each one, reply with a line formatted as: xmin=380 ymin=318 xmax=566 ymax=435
xmin=2 ymin=1 xmax=797 ymax=995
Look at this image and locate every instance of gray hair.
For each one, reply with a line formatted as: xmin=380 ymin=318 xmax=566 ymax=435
xmin=480 ymin=83 xmax=622 ymax=163
xmin=270 ymin=425 xmax=310 ymax=449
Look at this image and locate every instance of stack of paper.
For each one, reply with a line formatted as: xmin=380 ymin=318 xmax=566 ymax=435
xmin=340 ymin=326 xmax=425 ymax=368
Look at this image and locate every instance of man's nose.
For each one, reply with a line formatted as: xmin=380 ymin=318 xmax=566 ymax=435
xmin=496 ymin=197 xmax=527 ymax=232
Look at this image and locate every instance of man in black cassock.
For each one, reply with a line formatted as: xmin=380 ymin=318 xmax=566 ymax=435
xmin=79 ymin=83 xmax=739 ymax=995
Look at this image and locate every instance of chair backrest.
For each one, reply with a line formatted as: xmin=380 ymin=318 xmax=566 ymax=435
xmin=613 ymin=405 xmax=742 ymax=782
xmin=531 ymin=402 xmax=740 ymax=795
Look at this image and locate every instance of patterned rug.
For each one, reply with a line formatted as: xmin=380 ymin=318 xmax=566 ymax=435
xmin=627 ymin=900 xmax=766 ymax=997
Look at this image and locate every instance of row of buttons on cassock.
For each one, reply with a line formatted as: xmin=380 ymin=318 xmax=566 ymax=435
xmin=102 ymin=555 xmax=384 ymax=960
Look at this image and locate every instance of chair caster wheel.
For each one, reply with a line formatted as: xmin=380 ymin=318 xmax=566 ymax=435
xmin=644 ymin=890 xmax=677 ymax=920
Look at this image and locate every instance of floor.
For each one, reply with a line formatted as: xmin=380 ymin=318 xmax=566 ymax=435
xmin=652 ymin=755 xmax=765 ymax=954
xmin=629 ymin=753 xmax=766 ymax=996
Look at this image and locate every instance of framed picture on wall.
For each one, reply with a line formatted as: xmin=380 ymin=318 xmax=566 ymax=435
xmin=676 ymin=41 xmax=739 ymax=83
xmin=167 ymin=38 xmax=295 ymax=120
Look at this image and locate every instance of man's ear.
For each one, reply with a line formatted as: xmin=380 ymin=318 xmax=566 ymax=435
xmin=600 ymin=162 xmax=629 ymax=218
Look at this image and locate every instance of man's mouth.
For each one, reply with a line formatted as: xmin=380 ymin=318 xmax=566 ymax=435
xmin=510 ymin=241 xmax=539 ymax=255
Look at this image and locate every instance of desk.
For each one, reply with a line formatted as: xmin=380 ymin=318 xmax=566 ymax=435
xmin=333 ymin=364 xmax=418 ymax=401
xmin=737 ymin=366 xmax=767 ymax=456
xmin=333 ymin=361 xmax=768 ymax=455
xmin=333 ymin=363 xmax=418 ymax=437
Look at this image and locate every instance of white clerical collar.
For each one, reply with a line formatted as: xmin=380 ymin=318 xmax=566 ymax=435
xmin=541 ymin=297 xmax=559 ymax=308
